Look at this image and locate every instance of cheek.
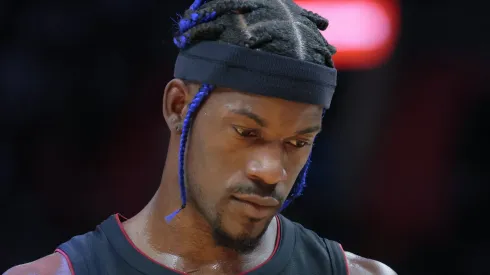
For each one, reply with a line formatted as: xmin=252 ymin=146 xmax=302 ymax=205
xmin=185 ymin=120 xmax=240 ymax=203
xmin=187 ymin=130 xmax=233 ymax=178
xmin=186 ymin=112 xmax=220 ymax=171
xmin=284 ymin=148 xmax=312 ymax=186
xmin=189 ymin=113 xmax=245 ymax=172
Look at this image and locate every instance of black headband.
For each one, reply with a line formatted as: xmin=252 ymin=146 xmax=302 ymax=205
xmin=174 ymin=41 xmax=337 ymax=109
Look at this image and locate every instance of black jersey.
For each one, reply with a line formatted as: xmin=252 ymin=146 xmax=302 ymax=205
xmin=56 ymin=214 xmax=348 ymax=275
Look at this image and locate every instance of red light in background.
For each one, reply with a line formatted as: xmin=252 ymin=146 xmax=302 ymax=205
xmin=295 ymin=0 xmax=400 ymax=69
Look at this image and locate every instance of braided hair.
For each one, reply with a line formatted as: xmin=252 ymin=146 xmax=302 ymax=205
xmin=166 ymin=0 xmax=336 ymax=222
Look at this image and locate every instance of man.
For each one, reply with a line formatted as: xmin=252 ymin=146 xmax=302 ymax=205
xmin=4 ymin=0 xmax=397 ymax=274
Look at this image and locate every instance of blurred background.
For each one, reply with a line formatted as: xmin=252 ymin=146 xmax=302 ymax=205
xmin=1 ymin=0 xmax=488 ymax=274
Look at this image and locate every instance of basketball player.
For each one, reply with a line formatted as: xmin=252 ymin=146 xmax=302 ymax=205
xmin=4 ymin=0 xmax=397 ymax=274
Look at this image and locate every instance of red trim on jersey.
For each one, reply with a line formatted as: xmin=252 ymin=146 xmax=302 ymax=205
xmin=55 ymin=248 xmax=76 ymax=275
xmin=114 ymin=213 xmax=281 ymax=275
xmin=338 ymin=243 xmax=350 ymax=275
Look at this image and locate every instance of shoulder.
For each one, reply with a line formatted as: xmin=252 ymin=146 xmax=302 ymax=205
xmin=3 ymin=252 xmax=73 ymax=275
xmin=279 ymin=217 xmax=396 ymax=274
xmin=344 ymin=251 xmax=397 ymax=275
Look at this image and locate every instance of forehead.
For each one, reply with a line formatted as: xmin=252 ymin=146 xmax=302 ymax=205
xmin=201 ymin=87 xmax=323 ymax=123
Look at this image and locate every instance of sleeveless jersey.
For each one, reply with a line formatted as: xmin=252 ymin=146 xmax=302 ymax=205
xmin=56 ymin=214 xmax=348 ymax=275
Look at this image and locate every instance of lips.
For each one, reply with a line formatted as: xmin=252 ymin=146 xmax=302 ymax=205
xmin=232 ymin=193 xmax=280 ymax=208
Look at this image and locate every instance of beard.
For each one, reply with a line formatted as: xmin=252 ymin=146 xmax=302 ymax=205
xmin=186 ymin=180 xmax=270 ymax=253
xmin=210 ymin=212 xmax=269 ymax=253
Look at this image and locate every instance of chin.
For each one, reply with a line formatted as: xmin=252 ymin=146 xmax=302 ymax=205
xmin=212 ymin=225 xmax=263 ymax=253
xmin=211 ymin=215 xmax=270 ymax=253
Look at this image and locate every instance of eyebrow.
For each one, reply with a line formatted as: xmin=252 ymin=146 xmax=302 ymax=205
xmin=229 ymin=108 xmax=267 ymax=127
xmin=295 ymin=125 xmax=322 ymax=135
xmin=229 ymin=108 xmax=322 ymax=134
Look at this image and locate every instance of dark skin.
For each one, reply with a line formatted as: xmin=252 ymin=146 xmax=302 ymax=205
xmin=4 ymin=79 xmax=397 ymax=275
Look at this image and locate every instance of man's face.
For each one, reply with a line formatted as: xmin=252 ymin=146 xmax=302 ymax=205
xmin=184 ymin=87 xmax=323 ymax=252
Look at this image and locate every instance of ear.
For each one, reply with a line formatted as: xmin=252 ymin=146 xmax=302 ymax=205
xmin=162 ymin=79 xmax=195 ymax=134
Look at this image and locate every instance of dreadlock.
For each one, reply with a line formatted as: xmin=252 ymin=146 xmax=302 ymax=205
xmin=166 ymin=0 xmax=336 ymax=221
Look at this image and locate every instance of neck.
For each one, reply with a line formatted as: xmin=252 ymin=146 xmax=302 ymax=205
xmin=122 ymin=142 xmax=278 ymax=273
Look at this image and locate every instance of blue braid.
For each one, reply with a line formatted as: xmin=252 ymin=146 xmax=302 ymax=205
xmin=281 ymin=109 xmax=324 ymax=210
xmin=281 ymin=154 xmax=312 ymax=210
xmin=173 ymin=34 xmax=189 ymax=49
xmin=166 ymin=0 xmax=216 ymax=223
xmin=165 ymin=83 xmax=214 ymax=223
xmin=172 ymin=0 xmax=217 ymax=49
xmin=178 ymin=11 xmax=217 ymax=34
xmin=190 ymin=0 xmax=207 ymax=11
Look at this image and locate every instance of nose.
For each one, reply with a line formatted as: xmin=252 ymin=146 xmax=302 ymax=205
xmin=246 ymin=143 xmax=287 ymax=185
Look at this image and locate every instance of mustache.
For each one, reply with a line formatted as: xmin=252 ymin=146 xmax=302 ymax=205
xmin=228 ymin=183 xmax=285 ymax=203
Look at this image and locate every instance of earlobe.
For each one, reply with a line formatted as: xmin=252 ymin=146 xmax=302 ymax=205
xmin=168 ymin=115 xmax=183 ymax=134
xmin=175 ymin=123 xmax=183 ymax=133
xmin=162 ymin=78 xmax=191 ymax=133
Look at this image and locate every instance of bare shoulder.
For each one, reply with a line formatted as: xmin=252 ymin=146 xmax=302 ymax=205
xmin=345 ymin=251 xmax=397 ymax=275
xmin=3 ymin=252 xmax=72 ymax=275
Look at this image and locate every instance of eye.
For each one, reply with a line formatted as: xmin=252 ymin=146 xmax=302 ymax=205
xmin=233 ymin=126 xmax=259 ymax=138
xmin=286 ymin=139 xmax=311 ymax=148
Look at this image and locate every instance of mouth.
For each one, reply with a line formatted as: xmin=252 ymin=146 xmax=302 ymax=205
xmin=232 ymin=193 xmax=280 ymax=208
xmin=231 ymin=193 xmax=280 ymax=220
